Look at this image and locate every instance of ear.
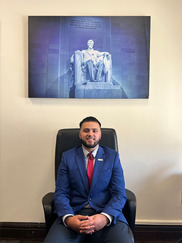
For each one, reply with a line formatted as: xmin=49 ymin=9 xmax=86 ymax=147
xmin=79 ymin=131 xmax=81 ymax=139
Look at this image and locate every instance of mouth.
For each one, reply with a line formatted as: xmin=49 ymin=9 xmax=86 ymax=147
xmin=86 ymin=137 xmax=95 ymax=142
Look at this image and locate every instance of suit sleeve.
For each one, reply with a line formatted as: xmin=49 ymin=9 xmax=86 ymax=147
xmin=54 ymin=153 xmax=74 ymax=219
xmin=102 ymin=152 xmax=127 ymax=224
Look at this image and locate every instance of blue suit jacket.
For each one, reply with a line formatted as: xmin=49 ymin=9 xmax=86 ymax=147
xmin=54 ymin=145 xmax=127 ymax=224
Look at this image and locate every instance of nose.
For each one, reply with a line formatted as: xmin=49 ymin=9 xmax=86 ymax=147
xmin=88 ymin=130 xmax=93 ymax=136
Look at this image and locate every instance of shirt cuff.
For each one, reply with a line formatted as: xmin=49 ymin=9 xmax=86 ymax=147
xmin=62 ymin=214 xmax=74 ymax=227
xmin=101 ymin=212 xmax=113 ymax=226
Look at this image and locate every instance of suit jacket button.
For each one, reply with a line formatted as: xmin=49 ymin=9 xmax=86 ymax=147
xmin=89 ymin=198 xmax=91 ymax=201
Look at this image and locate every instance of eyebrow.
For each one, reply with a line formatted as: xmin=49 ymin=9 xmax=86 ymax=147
xmin=83 ymin=128 xmax=99 ymax=131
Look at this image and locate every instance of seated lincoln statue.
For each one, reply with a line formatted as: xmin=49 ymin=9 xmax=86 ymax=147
xmin=70 ymin=40 xmax=112 ymax=84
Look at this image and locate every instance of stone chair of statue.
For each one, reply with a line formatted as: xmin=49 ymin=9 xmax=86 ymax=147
xmin=70 ymin=50 xmax=112 ymax=86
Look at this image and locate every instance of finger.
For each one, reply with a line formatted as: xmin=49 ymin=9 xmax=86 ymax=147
xmin=80 ymin=223 xmax=94 ymax=228
xmin=77 ymin=215 xmax=89 ymax=220
xmin=80 ymin=221 xmax=94 ymax=228
xmin=80 ymin=229 xmax=95 ymax=234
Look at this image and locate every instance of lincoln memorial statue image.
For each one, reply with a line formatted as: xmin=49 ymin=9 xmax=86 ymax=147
xmin=70 ymin=39 xmax=123 ymax=98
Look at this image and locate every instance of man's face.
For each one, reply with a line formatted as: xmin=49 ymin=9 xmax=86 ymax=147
xmin=87 ymin=40 xmax=94 ymax=49
xmin=79 ymin=121 xmax=101 ymax=151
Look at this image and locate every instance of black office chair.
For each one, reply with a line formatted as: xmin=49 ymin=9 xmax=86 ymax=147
xmin=42 ymin=128 xmax=136 ymax=239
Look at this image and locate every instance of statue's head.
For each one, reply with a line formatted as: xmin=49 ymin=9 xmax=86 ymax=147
xmin=87 ymin=39 xmax=94 ymax=49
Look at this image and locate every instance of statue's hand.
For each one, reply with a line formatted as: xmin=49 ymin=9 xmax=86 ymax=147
xmin=81 ymin=63 xmax=87 ymax=72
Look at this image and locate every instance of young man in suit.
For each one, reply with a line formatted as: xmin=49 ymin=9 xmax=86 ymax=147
xmin=44 ymin=116 xmax=133 ymax=243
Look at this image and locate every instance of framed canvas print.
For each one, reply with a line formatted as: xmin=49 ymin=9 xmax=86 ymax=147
xmin=28 ymin=16 xmax=150 ymax=98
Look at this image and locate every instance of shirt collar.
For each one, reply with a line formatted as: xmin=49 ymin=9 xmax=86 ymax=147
xmin=82 ymin=145 xmax=99 ymax=159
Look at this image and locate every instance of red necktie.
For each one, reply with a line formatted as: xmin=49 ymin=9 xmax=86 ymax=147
xmin=87 ymin=153 xmax=94 ymax=188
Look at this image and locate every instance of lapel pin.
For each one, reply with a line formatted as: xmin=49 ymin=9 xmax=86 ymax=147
xmin=98 ymin=159 xmax=103 ymax=161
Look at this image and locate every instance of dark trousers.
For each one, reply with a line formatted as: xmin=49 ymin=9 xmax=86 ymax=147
xmin=43 ymin=209 xmax=134 ymax=243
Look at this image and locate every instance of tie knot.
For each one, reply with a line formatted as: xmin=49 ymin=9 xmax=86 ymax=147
xmin=88 ymin=153 xmax=93 ymax=159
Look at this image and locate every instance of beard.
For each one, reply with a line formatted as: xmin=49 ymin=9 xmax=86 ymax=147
xmin=80 ymin=138 xmax=100 ymax=149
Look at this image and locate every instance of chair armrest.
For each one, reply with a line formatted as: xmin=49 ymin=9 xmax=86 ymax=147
xmin=123 ymin=189 xmax=136 ymax=234
xmin=42 ymin=192 xmax=57 ymax=232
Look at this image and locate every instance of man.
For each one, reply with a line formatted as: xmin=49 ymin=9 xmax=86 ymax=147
xmin=80 ymin=40 xmax=110 ymax=82
xmin=44 ymin=116 xmax=133 ymax=243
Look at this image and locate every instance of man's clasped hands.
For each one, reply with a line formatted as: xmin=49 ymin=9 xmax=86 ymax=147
xmin=65 ymin=214 xmax=109 ymax=234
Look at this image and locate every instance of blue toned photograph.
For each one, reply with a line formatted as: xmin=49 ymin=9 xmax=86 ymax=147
xmin=28 ymin=16 xmax=150 ymax=98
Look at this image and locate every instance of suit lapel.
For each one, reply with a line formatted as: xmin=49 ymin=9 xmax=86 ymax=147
xmin=75 ymin=146 xmax=89 ymax=192
xmin=75 ymin=146 xmax=105 ymax=193
xmin=90 ymin=146 xmax=105 ymax=192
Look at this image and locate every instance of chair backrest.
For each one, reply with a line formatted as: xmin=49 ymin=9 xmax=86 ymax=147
xmin=55 ymin=128 xmax=118 ymax=180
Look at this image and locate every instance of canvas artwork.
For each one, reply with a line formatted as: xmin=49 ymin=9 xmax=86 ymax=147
xmin=28 ymin=16 xmax=150 ymax=98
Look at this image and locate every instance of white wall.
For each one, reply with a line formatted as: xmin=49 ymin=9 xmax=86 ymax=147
xmin=0 ymin=0 xmax=182 ymax=224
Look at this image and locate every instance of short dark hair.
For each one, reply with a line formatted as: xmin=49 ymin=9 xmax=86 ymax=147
xmin=79 ymin=116 xmax=101 ymax=128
